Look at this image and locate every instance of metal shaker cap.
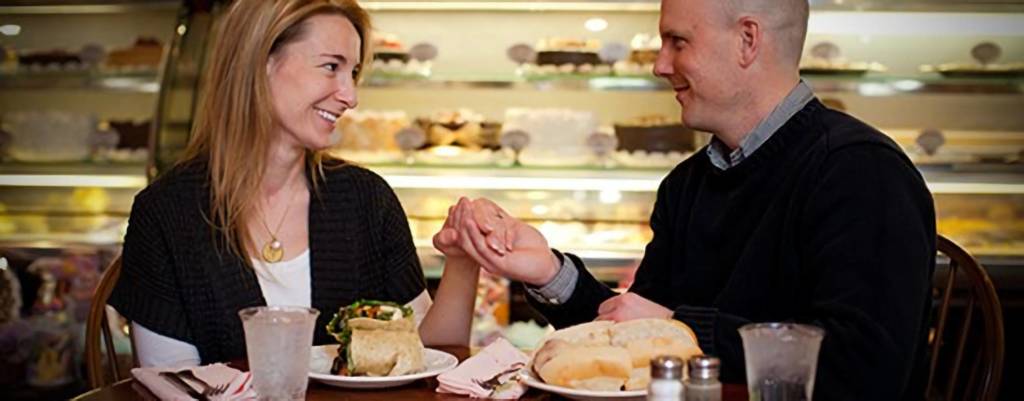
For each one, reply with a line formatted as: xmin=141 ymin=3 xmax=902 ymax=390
xmin=650 ymin=355 xmax=685 ymax=380
xmin=688 ymin=355 xmax=720 ymax=380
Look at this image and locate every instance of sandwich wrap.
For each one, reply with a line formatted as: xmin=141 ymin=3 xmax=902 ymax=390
xmin=326 ymin=300 xmax=425 ymax=376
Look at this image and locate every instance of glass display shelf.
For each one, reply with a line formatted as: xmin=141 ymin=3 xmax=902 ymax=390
xmin=364 ymin=164 xmax=1024 ymax=195
xmin=0 ymin=0 xmax=178 ymax=15
xmin=0 ymin=69 xmax=160 ymax=93
xmin=356 ymin=0 xmax=1024 ymax=13
xmin=0 ymin=162 xmax=147 ymax=188
xmin=360 ymin=73 xmax=1024 ymax=94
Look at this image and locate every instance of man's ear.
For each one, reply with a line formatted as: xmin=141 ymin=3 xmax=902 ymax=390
xmin=737 ymin=16 xmax=761 ymax=68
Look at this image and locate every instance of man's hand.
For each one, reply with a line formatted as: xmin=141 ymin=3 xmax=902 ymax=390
xmin=597 ymin=292 xmax=672 ymax=321
xmin=453 ymin=198 xmax=561 ymax=287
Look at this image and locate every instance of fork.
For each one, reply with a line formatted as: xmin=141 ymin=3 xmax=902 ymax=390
xmin=175 ymin=369 xmax=230 ymax=398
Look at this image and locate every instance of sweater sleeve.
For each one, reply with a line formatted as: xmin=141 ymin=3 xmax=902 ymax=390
xmin=796 ymin=144 xmax=935 ymax=401
xmin=629 ymin=170 xmax=681 ymax=304
xmin=108 ymin=191 xmax=193 ymax=344
xmin=524 ymin=253 xmax=617 ymax=328
xmin=372 ymin=175 xmax=427 ymax=305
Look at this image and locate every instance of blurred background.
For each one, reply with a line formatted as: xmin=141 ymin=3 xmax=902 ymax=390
xmin=0 ymin=0 xmax=1022 ymax=399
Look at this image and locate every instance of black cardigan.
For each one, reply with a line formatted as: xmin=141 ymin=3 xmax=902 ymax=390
xmin=108 ymin=159 xmax=426 ymax=363
xmin=529 ymin=99 xmax=936 ymax=401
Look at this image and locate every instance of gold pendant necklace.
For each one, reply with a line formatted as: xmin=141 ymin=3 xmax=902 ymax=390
xmin=258 ymin=185 xmax=302 ymax=263
xmin=261 ymin=238 xmax=284 ymax=263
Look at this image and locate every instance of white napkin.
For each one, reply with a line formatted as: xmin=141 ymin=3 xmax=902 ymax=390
xmin=131 ymin=363 xmax=256 ymax=401
xmin=437 ymin=337 xmax=529 ymax=399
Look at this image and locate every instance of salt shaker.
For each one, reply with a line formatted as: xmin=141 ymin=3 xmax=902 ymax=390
xmin=685 ymin=355 xmax=721 ymax=401
xmin=648 ymin=355 xmax=685 ymax=401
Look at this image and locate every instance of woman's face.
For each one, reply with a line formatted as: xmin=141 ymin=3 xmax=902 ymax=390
xmin=267 ymin=14 xmax=361 ymax=151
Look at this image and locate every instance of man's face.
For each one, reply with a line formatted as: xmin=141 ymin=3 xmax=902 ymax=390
xmin=654 ymin=0 xmax=743 ymax=134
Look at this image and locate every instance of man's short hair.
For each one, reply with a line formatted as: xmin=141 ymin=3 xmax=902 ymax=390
xmin=720 ymin=0 xmax=809 ymax=68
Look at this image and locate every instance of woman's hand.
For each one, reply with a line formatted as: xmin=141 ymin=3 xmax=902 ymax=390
xmin=455 ymin=198 xmax=561 ymax=287
xmin=432 ymin=198 xmax=476 ymax=268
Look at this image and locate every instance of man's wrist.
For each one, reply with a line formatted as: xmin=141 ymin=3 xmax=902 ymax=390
xmin=532 ymin=248 xmax=563 ymax=287
xmin=525 ymin=249 xmax=578 ymax=305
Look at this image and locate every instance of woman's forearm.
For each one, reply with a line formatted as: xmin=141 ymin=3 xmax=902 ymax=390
xmin=418 ymin=258 xmax=480 ymax=346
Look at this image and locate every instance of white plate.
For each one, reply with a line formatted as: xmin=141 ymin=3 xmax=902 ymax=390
xmin=520 ymin=370 xmax=647 ymax=401
xmin=308 ymin=345 xmax=458 ymax=389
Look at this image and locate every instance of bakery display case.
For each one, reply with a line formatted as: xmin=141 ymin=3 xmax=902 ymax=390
xmin=0 ymin=1 xmax=179 ymax=398
xmin=1 ymin=0 xmax=1022 ymax=397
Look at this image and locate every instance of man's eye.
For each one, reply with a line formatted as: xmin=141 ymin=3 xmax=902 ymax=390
xmin=322 ymin=63 xmax=339 ymax=72
xmin=672 ymin=37 xmax=687 ymax=47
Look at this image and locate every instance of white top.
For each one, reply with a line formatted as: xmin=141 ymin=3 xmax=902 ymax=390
xmin=132 ymin=249 xmax=432 ymax=367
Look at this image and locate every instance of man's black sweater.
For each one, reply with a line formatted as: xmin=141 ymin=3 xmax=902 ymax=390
xmin=529 ymin=99 xmax=936 ymax=401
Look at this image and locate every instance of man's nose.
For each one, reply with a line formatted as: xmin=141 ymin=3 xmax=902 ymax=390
xmin=653 ymin=47 xmax=673 ymax=78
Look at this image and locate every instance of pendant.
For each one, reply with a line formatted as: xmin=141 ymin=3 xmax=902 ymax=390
xmin=261 ymin=239 xmax=284 ymax=263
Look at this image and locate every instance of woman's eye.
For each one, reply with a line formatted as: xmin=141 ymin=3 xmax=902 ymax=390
xmin=322 ymin=63 xmax=339 ymax=72
xmin=351 ymin=67 xmax=361 ymax=79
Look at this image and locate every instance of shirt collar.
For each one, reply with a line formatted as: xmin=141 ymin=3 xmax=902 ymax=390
xmin=707 ymin=80 xmax=815 ymax=171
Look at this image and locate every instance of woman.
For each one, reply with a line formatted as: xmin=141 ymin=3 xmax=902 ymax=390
xmin=108 ymin=0 xmax=480 ymax=367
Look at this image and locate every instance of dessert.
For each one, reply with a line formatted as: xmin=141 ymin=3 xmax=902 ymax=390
xmin=17 ymin=49 xmax=82 ymax=69
xmin=535 ymin=38 xmax=602 ymax=66
xmin=628 ymin=33 xmax=660 ymax=65
xmin=372 ymin=33 xmax=409 ymax=63
xmin=614 ymin=114 xmax=696 ymax=153
xmin=105 ymin=37 xmax=164 ymax=69
xmin=2 ymin=111 xmax=96 ymax=162
xmin=417 ymin=109 xmax=501 ymax=149
xmin=333 ymin=110 xmax=409 ymax=152
xmin=502 ymin=108 xmax=600 ymax=166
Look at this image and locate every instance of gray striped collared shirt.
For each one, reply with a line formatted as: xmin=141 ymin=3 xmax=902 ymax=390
xmin=706 ymin=80 xmax=814 ymax=170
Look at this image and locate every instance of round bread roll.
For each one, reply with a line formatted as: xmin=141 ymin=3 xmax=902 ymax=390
xmin=531 ymin=318 xmax=703 ymax=392
xmin=540 ymin=320 xmax=613 ymax=346
xmin=536 ymin=345 xmax=632 ymax=391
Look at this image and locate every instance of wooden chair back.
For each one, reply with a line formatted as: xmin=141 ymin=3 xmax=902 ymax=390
xmin=925 ymin=235 xmax=1004 ymax=401
xmin=84 ymin=256 xmax=133 ymax=389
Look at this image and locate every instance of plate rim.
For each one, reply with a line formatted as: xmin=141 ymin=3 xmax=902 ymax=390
xmin=520 ymin=369 xmax=647 ymax=398
xmin=308 ymin=346 xmax=458 ymax=383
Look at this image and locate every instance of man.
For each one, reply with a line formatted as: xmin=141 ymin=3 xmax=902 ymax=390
xmin=437 ymin=0 xmax=936 ymax=399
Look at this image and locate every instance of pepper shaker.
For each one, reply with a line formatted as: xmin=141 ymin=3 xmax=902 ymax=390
xmin=685 ymin=355 xmax=721 ymax=401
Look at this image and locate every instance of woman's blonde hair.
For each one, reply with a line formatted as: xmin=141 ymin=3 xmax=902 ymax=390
xmin=180 ymin=0 xmax=372 ymax=263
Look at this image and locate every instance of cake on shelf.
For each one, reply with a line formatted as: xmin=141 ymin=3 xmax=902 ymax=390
xmin=502 ymin=108 xmax=600 ymax=166
xmin=105 ymin=37 xmax=164 ymax=69
xmin=2 ymin=111 xmax=96 ymax=162
xmin=369 ymin=33 xmax=432 ymax=78
xmin=614 ymin=114 xmax=695 ymax=153
xmin=518 ymin=38 xmax=613 ymax=76
xmin=536 ymin=38 xmax=602 ymax=66
xmin=373 ymin=33 xmax=409 ymax=63
xmin=416 ymin=109 xmax=501 ymax=149
xmin=17 ymin=49 xmax=83 ymax=70
xmin=613 ymin=33 xmax=659 ymax=77
xmin=328 ymin=110 xmax=409 ymax=163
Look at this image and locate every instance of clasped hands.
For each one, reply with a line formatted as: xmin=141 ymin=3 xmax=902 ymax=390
xmin=432 ymin=197 xmax=671 ymax=322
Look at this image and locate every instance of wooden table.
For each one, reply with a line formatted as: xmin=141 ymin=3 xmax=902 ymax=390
xmin=71 ymin=346 xmax=748 ymax=400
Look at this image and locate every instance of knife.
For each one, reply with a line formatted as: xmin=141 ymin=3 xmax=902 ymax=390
xmin=159 ymin=371 xmax=210 ymax=401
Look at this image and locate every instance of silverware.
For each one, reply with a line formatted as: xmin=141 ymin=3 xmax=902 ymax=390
xmin=175 ymin=369 xmax=230 ymax=397
xmin=159 ymin=371 xmax=210 ymax=401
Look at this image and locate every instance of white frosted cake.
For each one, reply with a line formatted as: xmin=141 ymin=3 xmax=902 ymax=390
xmin=3 ymin=111 xmax=95 ymax=162
xmin=329 ymin=110 xmax=409 ymax=163
xmin=502 ymin=108 xmax=598 ymax=166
